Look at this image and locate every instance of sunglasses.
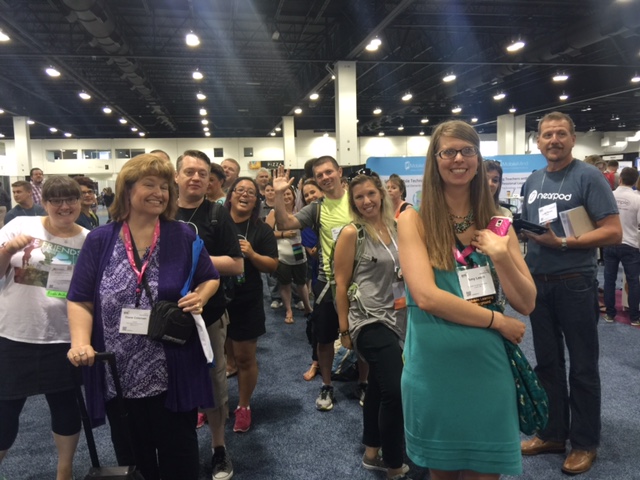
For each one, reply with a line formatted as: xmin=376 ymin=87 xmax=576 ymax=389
xmin=347 ymin=167 xmax=377 ymax=183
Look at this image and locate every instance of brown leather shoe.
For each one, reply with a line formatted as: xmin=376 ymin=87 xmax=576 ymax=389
xmin=561 ymin=449 xmax=597 ymax=475
xmin=521 ymin=436 xmax=566 ymax=455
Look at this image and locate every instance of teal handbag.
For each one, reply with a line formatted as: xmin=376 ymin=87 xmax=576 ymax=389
xmin=503 ymin=340 xmax=549 ymax=435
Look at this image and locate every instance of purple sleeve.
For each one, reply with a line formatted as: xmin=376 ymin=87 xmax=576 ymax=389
xmin=67 ymin=231 xmax=100 ymax=302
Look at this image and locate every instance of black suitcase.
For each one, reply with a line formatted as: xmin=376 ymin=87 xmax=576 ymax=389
xmin=74 ymin=352 xmax=145 ymax=479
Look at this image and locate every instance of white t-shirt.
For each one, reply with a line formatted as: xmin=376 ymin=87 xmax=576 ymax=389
xmin=0 ymin=217 xmax=88 ymax=344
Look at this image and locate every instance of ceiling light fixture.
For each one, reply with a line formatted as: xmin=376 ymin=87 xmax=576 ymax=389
xmin=451 ymin=106 xmax=462 ymax=114
xmin=192 ymin=69 xmax=203 ymax=80
xmin=200 ymin=108 xmax=207 ymax=116
xmin=275 ymin=127 xmax=282 ymax=132
xmin=373 ymin=107 xmax=382 ymax=115
xmin=401 ymin=93 xmax=412 ymax=102
xmin=398 ymin=125 xmax=404 ymax=131
xmin=139 ymin=132 xmax=145 ymax=137
xmin=131 ymin=127 xmax=138 ymax=132
xmin=323 ymin=132 xmax=329 ymax=137
xmin=378 ymin=131 xmax=385 ymax=136
xmin=0 ymin=133 xmax=4 ymax=138
xmin=581 ymin=106 xmax=592 ymax=111
xmin=202 ymin=119 xmax=209 ymax=125
xmin=185 ymin=31 xmax=200 ymax=47
xmin=471 ymin=117 xmax=478 ymax=123
xmin=27 ymin=119 xmax=35 ymax=125
xmin=365 ymin=37 xmax=382 ymax=51
xmin=509 ymin=106 xmax=517 ymax=113
xmin=64 ymin=132 xmax=72 ymax=137
xmin=49 ymin=127 xmax=57 ymax=133
xmin=0 ymin=29 xmax=10 ymax=42
xmin=205 ymin=132 xmax=211 ymax=137
xmin=631 ymin=73 xmax=640 ymax=83
xmin=119 ymin=118 xmax=127 ymax=124
xmin=102 ymin=106 xmax=112 ymax=114
xmin=506 ymin=39 xmax=525 ymax=53
xmin=45 ymin=66 xmax=61 ymax=77
xmin=78 ymin=91 xmax=91 ymax=100
xmin=421 ymin=118 xmax=429 ymax=124
xmin=493 ymin=92 xmax=506 ymax=101
xmin=553 ymin=72 xmax=569 ymax=82
xmin=559 ymin=92 xmax=569 ymax=101
xmin=203 ymin=127 xmax=210 ymax=132
xmin=309 ymin=93 xmax=319 ymax=101
xmin=269 ymin=132 xmax=276 ymax=136
xmin=294 ymin=107 xmax=302 ymax=114
xmin=0 ymin=109 xmax=4 ymax=114
xmin=419 ymin=131 xmax=425 ymax=136
xmin=196 ymin=92 xmax=207 ymax=100
xmin=442 ymin=72 xmax=456 ymax=83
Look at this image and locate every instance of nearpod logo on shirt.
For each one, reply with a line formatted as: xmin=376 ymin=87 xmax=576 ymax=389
xmin=528 ymin=189 xmax=572 ymax=204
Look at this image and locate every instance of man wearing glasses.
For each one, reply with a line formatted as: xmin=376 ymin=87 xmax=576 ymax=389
xmin=4 ymin=181 xmax=46 ymax=225
xmin=273 ymin=157 xmax=367 ymax=411
xmin=175 ymin=150 xmax=243 ymax=480
xmin=74 ymin=176 xmax=99 ymax=230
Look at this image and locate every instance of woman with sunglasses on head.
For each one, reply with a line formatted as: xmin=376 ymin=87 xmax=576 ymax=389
xmin=484 ymin=160 xmax=513 ymax=218
xmin=386 ymin=174 xmax=412 ymax=219
xmin=0 ymin=176 xmax=89 ymax=480
xmin=67 ymin=155 xmax=219 ymax=480
xmin=398 ymin=121 xmax=536 ymax=480
xmin=224 ymin=177 xmax=278 ymax=433
xmin=334 ymin=172 xmax=409 ymax=480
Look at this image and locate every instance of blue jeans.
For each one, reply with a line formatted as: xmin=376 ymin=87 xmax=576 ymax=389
xmin=603 ymin=244 xmax=640 ymax=322
xmin=529 ymin=274 xmax=600 ymax=449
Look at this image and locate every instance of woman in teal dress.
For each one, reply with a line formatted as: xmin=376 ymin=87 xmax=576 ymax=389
xmin=397 ymin=120 xmax=536 ymax=479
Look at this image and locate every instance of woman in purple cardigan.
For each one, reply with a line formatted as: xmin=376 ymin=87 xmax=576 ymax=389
xmin=66 ymin=154 xmax=219 ymax=480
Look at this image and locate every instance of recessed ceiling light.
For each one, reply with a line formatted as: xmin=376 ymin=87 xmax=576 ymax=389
xmin=119 ymin=118 xmax=127 ymax=124
xmin=509 ymin=106 xmax=517 ymax=113
xmin=309 ymin=93 xmax=319 ymax=101
xmin=553 ymin=72 xmax=569 ymax=82
xmin=131 ymin=127 xmax=138 ymax=132
xmin=331 ymin=74 xmax=336 ymax=80
xmin=442 ymin=72 xmax=456 ymax=83
xmin=493 ymin=92 xmax=506 ymax=101
xmin=102 ymin=106 xmax=112 ymax=114
xmin=270 ymin=132 xmax=276 ymax=136
xmin=27 ymin=119 xmax=35 ymax=125
xmin=471 ymin=117 xmax=478 ymax=123
xmin=581 ymin=106 xmax=592 ymax=111
xmin=45 ymin=66 xmax=61 ymax=77
xmin=78 ymin=91 xmax=91 ymax=100
xmin=506 ymin=39 xmax=525 ymax=52
xmin=0 ymin=29 xmax=10 ymax=42
xmin=185 ymin=32 xmax=200 ymax=47
xmin=421 ymin=118 xmax=429 ymax=124
xmin=203 ymin=127 xmax=210 ymax=132
xmin=0 ymin=109 xmax=4 ymax=114
xmin=49 ymin=127 xmax=57 ymax=133
xmin=64 ymin=132 xmax=72 ymax=137
xmin=205 ymin=132 xmax=211 ymax=137
xmin=373 ymin=107 xmax=382 ymax=115
xmin=202 ymin=119 xmax=209 ymax=125
xmin=401 ymin=93 xmax=412 ymax=102
xmin=192 ymin=69 xmax=203 ymax=80
xmin=366 ymin=38 xmax=381 ymax=51
xmin=294 ymin=107 xmax=302 ymax=114
xmin=559 ymin=92 xmax=569 ymax=101
xmin=631 ymin=73 xmax=640 ymax=83
xmin=275 ymin=127 xmax=282 ymax=132
xmin=196 ymin=92 xmax=207 ymax=100
xmin=419 ymin=131 xmax=425 ymax=136
xmin=398 ymin=125 xmax=404 ymax=131
xmin=0 ymin=133 xmax=4 ymax=138
xmin=451 ymin=106 xmax=462 ymax=114
xmin=378 ymin=131 xmax=385 ymax=136
xmin=200 ymin=108 xmax=207 ymax=116
xmin=139 ymin=132 xmax=145 ymax=137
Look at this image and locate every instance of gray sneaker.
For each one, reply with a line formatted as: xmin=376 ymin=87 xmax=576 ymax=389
xmin=603 ymin=314 xmax=615 ymax=323
xmin=212 ymin=447 xmax=233 ymax=480
xmin=362 ymin=453 xmax=409 ymax=474
xmin=315 ymin=385 xmax=335 ymax=411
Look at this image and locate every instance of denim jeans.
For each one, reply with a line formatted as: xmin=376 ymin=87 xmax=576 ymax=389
xmin=603 ymin=244 xmax=640 ymax=322
xmin=529 ymin=274 xmax=601 ymax=449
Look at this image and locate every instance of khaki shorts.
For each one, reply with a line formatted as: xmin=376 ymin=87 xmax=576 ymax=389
xmin=206 ymin=311 xmax=229 ymax=417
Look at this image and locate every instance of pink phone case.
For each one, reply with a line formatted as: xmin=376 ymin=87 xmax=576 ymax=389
xmin=487 ymin=216 xmax=512 ymax=237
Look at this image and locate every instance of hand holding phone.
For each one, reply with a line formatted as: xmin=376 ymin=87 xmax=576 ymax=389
xmin=486 ymin=216 xmax=512 ymax=237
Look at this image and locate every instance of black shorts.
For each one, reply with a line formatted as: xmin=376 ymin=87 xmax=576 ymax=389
xmin=226 ymin=294 xmax=266 ymax=342
xmin=274 ymin=262 xmax=307 ymax=286
xmin=312 ymin=280 xmax=339 ymax=344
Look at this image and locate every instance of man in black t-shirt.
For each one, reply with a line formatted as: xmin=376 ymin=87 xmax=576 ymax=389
xmin=175 ymin=150 xmax=243 ymax=480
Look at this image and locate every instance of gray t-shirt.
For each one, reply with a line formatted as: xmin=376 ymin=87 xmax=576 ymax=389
xmin=347 ymin=231 xmax=406 ymax=347
xmin=4 ymin=204 xmax=47 ymax=224
xmin=521 ymin=159 xmax=618 ymax=275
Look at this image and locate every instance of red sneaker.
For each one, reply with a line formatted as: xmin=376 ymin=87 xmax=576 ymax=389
xmin=233 ymin=406 xmax=251 ymax=433
xmin=196 ymin=412 xmax=207 ymax=429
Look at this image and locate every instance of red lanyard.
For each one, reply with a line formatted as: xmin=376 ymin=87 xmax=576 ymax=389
xmin=122 ymin=221 xmax=160 ymax=293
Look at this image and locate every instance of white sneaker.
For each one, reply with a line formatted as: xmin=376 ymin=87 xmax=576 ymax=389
xmin=270 ymin=300 xmax=281 ymax=309
xmin=295 ymin=301 xmax=305 ymax=310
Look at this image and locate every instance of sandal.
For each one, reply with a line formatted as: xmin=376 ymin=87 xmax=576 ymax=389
xmin=303 ymin=362 xmax=319 ymax=381
xmin=226 ymin=369 xmax=238 ymax=378
xmin=285 ymin=315 xmax=295 ymax=324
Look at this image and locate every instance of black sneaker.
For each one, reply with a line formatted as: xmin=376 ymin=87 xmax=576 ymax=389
xmin=315 ymin=385 xmax=335 ymax=411
xmin=355 ymin=382 xmax=368 ymax=407
xmin=211 ymin=446 xmax=234 ymax=480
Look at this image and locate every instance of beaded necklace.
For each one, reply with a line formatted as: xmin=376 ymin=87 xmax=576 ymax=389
xmin=450 ymin=209 xmax=474 ymax=234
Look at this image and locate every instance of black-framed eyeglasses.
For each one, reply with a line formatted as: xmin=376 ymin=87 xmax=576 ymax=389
xmin=47 ymin=197 xmax=79 ymax=207
xmin=437 ymin=146 xmax=479 ymax=160
xmin=233 ymin=187 xmax=257 ymax=198
xmin=81 ymin=190 xmax=95 ymax=196
xmin=347 ymin=167 xmax=375 ymax=183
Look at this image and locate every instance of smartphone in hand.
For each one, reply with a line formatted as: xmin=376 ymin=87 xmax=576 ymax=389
xmin=487 ymin=216 xmax=512 ymax=237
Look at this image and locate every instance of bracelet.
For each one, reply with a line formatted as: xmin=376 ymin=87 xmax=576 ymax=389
xmin=487 ymin=310 xmax=495 ymax=329
xmin=338 ymin=330 xmax=350 ymax=338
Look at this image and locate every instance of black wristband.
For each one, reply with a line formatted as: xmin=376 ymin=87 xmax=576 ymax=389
xmin=487 ymin=310 xmax=495 ymax=329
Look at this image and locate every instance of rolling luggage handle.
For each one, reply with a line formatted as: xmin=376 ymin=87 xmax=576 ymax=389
xmin=73 ymin=351 xmax=144 ymax=479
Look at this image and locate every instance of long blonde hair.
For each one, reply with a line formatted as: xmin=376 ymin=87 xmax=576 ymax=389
xmin=420 ymin=120 xmax=496 ymax=271
xmin=348 ymin=173 xmax=395 ymax=242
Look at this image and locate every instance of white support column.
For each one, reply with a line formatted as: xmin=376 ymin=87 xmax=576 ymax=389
xmin=282 ymin=116 xmax=296 ymax=168
xmin=497 ymin=113 xmax=527 ymax=155
xmin=334 ymin=61 xmax=359 ymax=166
xmin=13 ymin=116 xmax=32 ymax=175
xmin=514 ymin=114 xmax=527 ymax=154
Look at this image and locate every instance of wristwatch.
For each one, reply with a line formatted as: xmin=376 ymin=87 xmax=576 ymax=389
xmin=560 ymin=237 xmax=568 ymax=251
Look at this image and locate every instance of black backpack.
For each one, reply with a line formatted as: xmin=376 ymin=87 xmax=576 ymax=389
xmin=208 ymin=201 xmax=236 ymax=305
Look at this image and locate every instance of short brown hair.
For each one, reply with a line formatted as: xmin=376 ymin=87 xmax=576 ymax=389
xmin=42 ymin=176 xmax=82 ymax=202
xmin=312 ymin=156 xmax=340 ymax=174
xmin=620 ymin=167 xmax=638 ymax=186
xmin=74 ymin=176 xmax=94 ymax=190
xmin=538 ymin=111 xmax=575 ymax=135
xmin=110 ymin=154 xmax=178 ymax=222
xmin=11 ymin=180 xmax=31 ymax=191
xmin=177 ymin=150 xmax=211 ymax=172
xmin=210 ymin=162 xmax=226 ymax=182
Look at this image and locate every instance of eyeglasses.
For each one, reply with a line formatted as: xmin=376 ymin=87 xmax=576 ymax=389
xmin=347 ymin=167 xmax=376 ymax=183
xmin=437 ymin=146 xmax=479 ymax=160
xmin=233 ymin=187 xmax=257 ymax=198
xmin=47 ymin=197 xmax=79 ymax=207
xmin=81 ymin=190 xmax=95 ymax=196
